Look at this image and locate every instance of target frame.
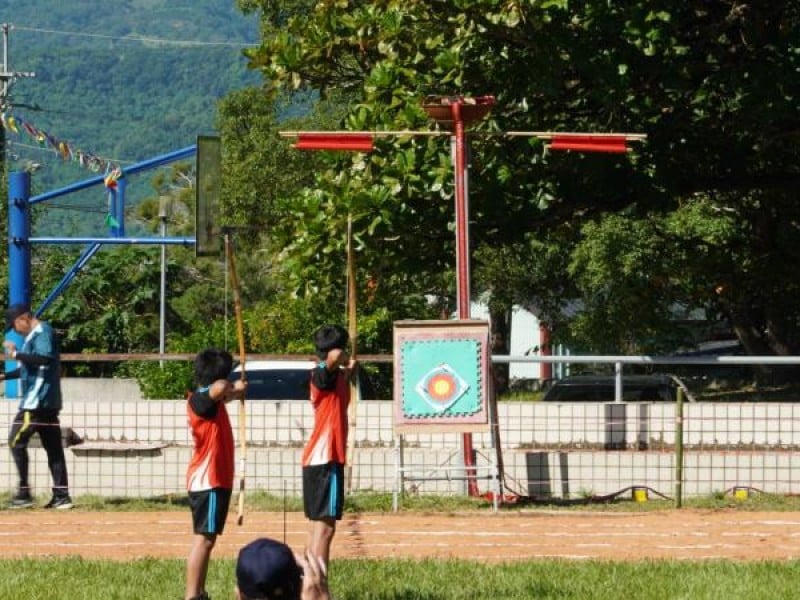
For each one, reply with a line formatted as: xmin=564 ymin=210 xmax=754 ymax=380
xmin=393 ymin=319 xmax=490 ymax=433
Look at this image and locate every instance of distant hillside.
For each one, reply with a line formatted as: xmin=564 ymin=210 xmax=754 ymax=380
xmin=0 ymin=0 xmax=261 ymax=235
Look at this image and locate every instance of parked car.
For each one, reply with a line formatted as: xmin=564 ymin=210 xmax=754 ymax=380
xmin=230 ymin=359 xmax=376 ymax=400
xmin=541 ymin=374 xmax=695 ymax=402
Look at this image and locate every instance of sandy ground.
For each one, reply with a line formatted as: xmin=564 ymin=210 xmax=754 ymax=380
xmin=1 ymin=509 xmax=799 ymax=562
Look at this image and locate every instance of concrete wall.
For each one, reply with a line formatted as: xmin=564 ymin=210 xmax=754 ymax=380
xmin=2 ymin=390 xmax=800 ymax=500
xmin=2 ymin=377 xmax=144 ymax=403
xmin=60 ymin=378 xmax=144 ymax=403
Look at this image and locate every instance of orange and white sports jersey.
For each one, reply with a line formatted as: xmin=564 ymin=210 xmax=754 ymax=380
xmin=302 ymin=364 xmax=350 ymax=466
xmin=186 ymin=389 xmax=235 ymax=491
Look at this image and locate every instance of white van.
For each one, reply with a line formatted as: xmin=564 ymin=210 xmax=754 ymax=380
xmin=230 ymin=359 xmax=378 ymax=400
xmin=231 ymin=359 xmax=315 ymax=400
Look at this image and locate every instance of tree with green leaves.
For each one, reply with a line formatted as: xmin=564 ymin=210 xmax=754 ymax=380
xmin=231 ymin=1 xmax=799 ymax=368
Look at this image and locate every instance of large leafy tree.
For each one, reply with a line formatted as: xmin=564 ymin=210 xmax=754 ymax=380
xmin=235 ymin=1 xmax=800 ymax=360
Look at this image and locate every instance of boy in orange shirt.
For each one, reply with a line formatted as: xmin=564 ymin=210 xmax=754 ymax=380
xmin=185 ymin=348 xmax=246 ymax=600
xmin=302 ymin=325 xmax=356 ymax=567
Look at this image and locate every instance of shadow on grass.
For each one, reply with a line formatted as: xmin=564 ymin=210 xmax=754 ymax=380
xmin=76 ymin=494 xmax=191 ymax=511
xmin=341 ymin=582 xmax=558 ymax=600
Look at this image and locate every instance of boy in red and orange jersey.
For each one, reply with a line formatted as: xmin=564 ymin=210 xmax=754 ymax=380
xmin=185 ymin=348 xmax=246 ymax=600
xmin=302 ymin=325 xmax=357 ymax=567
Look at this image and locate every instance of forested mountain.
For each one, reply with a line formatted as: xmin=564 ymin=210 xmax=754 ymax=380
xmin=0 ymin=0 xmax=260 ymax=235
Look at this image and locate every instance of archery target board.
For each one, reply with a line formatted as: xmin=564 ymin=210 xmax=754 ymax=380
xmin=393 ymin=319 xmax=491 ymax=433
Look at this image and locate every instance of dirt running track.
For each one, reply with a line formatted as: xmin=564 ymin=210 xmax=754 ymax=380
xmin=0 ymin=509 xmax=799 ymax=562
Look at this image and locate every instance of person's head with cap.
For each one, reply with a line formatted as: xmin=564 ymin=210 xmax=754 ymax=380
xmin=312 ymin=324 xmax=349 ymax=361
xmin=5 ymin=304 xmax=33 ymax=334
xmin=236 ymin=538 xmax=303 ymax=600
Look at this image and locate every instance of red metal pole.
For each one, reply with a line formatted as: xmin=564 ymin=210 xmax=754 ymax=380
xmin=539 ymin=323 xmax=552 ymax=381
xmin=450 ymin=100 xmax=480 ymax=497
xmin=452 ymin=101 xmax=471 ymax=318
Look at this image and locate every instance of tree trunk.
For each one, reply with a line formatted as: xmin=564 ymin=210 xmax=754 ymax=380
xmin=489 ymin=306 xmax=511 ymax=394
xmin=728 ymin=300 xmax=800 ymax=385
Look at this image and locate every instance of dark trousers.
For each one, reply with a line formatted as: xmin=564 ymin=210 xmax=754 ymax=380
xmin=8 ymin=409 xmax=69 ymax=496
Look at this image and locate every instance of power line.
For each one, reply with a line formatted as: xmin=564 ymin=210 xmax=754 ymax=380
xmin=12 ymin=25 xmax=256 ymax=48
xmin=44 ymin=203 xmax=108 ymax=214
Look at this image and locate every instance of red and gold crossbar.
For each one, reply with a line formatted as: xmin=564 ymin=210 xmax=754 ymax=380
xmin=280 ymin=130 xmax=646 ymax=153
xmin=292 ymin=132 xmax=376 ymax=152
xmin=506 ymin=131 xmax=647 ymax=153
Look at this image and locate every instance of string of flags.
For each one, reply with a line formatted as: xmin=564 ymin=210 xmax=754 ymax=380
xmin=1 ymin=112 xmax=125 ymax=229
xmin=1 ymin=112 xmax=119 ymax=173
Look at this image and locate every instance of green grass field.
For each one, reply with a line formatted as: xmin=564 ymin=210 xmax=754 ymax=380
xmin=1 ymin=556 xmax=799 ymax=599
xmin=4 ymin=492 xmax=800 ymax=599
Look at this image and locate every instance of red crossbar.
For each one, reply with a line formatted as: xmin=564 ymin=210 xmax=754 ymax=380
xmin=294 ymin=133 xmax=374 ymax=152
xmin=549 ymin=134 xmax=628 ymax=154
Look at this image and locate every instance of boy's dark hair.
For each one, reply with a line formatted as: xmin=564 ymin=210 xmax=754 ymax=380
xmin=194 ymin=348 xmax=234 ymax=387
xmin=313 ymin=324 xmax=349 ymax=360
xmin=5 ymin=303 xmax=31 ymax=331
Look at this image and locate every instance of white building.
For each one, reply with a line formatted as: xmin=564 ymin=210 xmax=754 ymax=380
xmin=470 ymin=302 xmax=542 ymax=380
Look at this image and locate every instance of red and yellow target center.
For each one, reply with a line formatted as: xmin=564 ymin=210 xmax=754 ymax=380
xmin=427 ymin=374 xmax=456 ymax=402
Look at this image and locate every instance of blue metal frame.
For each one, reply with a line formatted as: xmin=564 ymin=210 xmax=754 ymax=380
xmin=28 ymin=146 xmax=197 ymax=206
xmin=6 ymin=144 xmax=198 ymax=344
xmin=8 ymin=172 xmax=32 ymax=306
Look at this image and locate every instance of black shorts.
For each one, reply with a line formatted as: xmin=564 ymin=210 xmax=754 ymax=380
xmin=303 ymin=462 xmax=344 ymax=520
xmin=188 ymin=488 xmax=232 ymax=536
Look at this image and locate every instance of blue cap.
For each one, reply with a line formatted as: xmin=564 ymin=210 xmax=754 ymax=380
xmin=236 ymin=538 xmax=302 ymax=599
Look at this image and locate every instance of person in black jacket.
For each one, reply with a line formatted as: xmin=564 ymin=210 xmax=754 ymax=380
xmin=1 ymin=304 xmax=72 ymax=509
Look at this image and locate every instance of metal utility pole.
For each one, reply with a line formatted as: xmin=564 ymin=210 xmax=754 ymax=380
xmin=3 ymin=23 xmax=36 ymax=399
xmin=1 ymin=23 xmax=36 ymax=174
xmin=158 ymin=197 xmax=171 ymax=367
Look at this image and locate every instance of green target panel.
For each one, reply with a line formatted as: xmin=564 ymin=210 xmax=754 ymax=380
xmin=393 ymin=320 xmax=490 ymax=433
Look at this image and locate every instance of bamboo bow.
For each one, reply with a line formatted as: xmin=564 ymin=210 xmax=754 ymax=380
xmin=345 ymin=215 xmax=359 ymax=492
xmin=225 ymin=233 xmax=248 ymax=525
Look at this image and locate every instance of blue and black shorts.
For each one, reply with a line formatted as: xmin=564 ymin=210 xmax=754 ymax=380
xmin=188 ymin=488 xmax=232 ymax=535
xmin=303 ymin=462 xmax=344 ymax=521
